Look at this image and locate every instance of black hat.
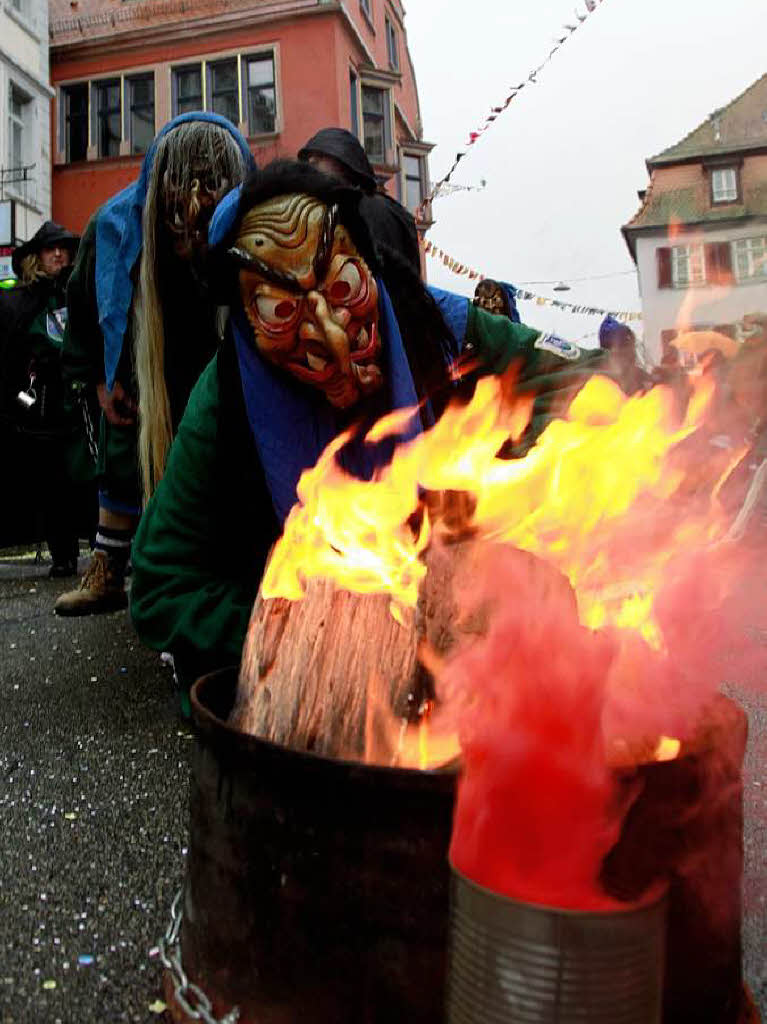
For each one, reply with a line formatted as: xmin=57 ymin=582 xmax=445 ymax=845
xmin=298 ymin=127 xmax=378 ymax=194
xmin=12 ymin=220 xmax=80 ymax=278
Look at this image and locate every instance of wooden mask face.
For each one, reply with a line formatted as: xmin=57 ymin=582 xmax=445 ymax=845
xmin=473 ymin=280 xmax=509 ymax=318
xmin=231 ymin=194 xmax=382 ymax=409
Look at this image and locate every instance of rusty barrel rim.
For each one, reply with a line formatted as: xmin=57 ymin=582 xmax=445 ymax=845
xmin=190 ymin=666 xmax=458 ymax=792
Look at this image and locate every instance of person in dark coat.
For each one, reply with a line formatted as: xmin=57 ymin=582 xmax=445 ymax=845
xmin=298 ymin=127 xmax=422 ymax=276
xmin=0 ymin=221 xmax=91 ymax=574
xmin=598 ymin=315 xmax=651 ymax=396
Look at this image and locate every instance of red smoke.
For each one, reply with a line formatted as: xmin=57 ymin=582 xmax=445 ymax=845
xmin=443 ymin=537 xmax=765 ymax=911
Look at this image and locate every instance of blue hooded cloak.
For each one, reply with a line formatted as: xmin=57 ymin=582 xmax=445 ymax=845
xmin=208 ymin=186 xmax=437 ymax=524
xmin=95 ymin=112 xmax=255 ymax=391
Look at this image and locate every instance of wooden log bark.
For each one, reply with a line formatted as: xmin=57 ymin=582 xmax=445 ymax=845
xmin=232 ymin=524 xmax=482 ymax=761
xmin=233 ymin=581 xmax=420 ymax=761
xmin=232 ymin=524 xmax=581 ymax=763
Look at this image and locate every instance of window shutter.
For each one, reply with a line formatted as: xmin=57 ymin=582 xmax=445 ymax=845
xmin=704 ymin=243 xmax=718 ymax=284
xmin=716 ymin=242 xmax=733 ymax=285
xmin=657 ymin=247 xmax=672 ymax=288
xmin=704 ymin=242 xmax=734 ymax=286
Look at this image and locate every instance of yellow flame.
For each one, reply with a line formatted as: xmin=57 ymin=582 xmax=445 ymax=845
xmin=263 ymin=373 xmax=725 ymax=653
xmin=654 ymin=736 xmax=682 ymax=762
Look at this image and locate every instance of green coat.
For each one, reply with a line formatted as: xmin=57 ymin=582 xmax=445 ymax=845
xmin=130 ymin=307 xmax=606 ymax=684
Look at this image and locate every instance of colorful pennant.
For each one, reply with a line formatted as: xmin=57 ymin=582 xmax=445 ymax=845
xmin=422 ymin=239 xmax=641 ymax=323
xmin=418 ymin=0 xmax=608 ymax=221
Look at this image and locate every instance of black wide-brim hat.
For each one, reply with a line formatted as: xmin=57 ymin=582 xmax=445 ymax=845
xmin=12 ymin=220 xmax=80 ymax=277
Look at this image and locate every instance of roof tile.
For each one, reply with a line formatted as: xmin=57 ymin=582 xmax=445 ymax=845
xmin=649 ymin=73 xmax=767 ymax=166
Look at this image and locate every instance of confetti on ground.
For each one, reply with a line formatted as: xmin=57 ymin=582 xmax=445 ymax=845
xmin=42 ymin=979 xmax=56 ymax=990
xmin=148 ymin=999 xmax=167 ymax=1014
xmin=64 ymin=813 xmax=77 ymax=821
xmin=77 ymin=954 xmax=94 ymax=966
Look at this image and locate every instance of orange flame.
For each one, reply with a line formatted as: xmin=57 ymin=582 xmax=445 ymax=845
xmin=263 ymin=373 xmax=726 ymax=650
xmin=654 ymin=736 xmax=682 ymax=762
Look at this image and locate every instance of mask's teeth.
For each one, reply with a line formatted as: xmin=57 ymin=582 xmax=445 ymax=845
xmin=306 ymin=351 xmax=328 ymax=372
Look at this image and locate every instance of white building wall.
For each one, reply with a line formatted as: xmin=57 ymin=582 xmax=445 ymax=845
xmin=0 ymin=0 xmax=53 ymax=270
xmin=636 ymin=219 xmax=767 ymax=364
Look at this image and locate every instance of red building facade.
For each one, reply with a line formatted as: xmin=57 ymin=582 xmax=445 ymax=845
xmin=49 ymin=0 xmax=433 ymax=234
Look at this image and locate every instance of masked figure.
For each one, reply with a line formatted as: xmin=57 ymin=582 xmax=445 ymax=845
xmin=129 ymin=160 xmax=605 ymax=711
xmin=55 ymin=113 xmax=254 ymax=617
xmin=298 ymin=127 xmax=422 ymax=276
xmin=232 ymin=194 xmax=384 ymax=410
xmin=473 ymin=278 xmax=521 ymax=323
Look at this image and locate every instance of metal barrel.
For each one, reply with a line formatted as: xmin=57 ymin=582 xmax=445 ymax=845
xmin=180 ymin=667 xmax=457 ymax=1024
xmin=447 ymin=871 xmax=667 ymax=1024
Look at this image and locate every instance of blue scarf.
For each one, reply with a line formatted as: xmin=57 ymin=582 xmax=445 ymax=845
xmin=95 ymin=112 xmax=254 ymax=390
xmin=497 ymin=281 xmax=521 ymax=323
xmin=233 ymin=279 xmax=427 ymax=524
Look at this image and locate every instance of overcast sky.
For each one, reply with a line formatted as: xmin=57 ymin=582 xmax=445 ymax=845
xmin=405 ymin=0 xmax=766 ymax=346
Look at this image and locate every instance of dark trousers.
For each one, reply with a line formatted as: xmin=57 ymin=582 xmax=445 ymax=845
xmin=17 ymin=431 xmax=96 ymax=565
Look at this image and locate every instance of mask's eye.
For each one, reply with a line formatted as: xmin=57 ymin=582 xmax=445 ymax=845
xmin=255 ymin=294 xmax=300 ymax=326
xmin=327 ymin=261 xmax=365 ymax=306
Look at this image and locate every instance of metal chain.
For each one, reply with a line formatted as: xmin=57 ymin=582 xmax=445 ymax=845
xmin=155 ymin=888 xmax=241 ymax=1024
xmin=73 ymin=385 xmax=99 ymax=464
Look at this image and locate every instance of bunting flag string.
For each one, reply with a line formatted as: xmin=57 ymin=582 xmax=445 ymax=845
xmin=418 ymin=0 xmax=607 ymax=222
xmin=431 ymin=180 xmax=487 ymax=200
xmin=422 ymin=238 xmax=642 ymax=323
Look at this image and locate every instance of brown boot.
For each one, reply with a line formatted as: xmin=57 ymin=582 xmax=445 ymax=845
xmin=54 ymin=550 xmax=128 ymax=617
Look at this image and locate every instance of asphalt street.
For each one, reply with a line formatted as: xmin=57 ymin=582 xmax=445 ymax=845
xmin=0 ymin=555 xmax=190 ymax=1024
xmin=0 ymin=550 xmax=765 ymax=1023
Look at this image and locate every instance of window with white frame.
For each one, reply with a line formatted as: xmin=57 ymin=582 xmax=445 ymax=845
xmin=671 ymin=244 xmax=706 ymax=288
xmin=361 ymin=86 xmax=391 ymax=164
xmin=8 ymin=85 xmax=29 ymax=172
xmin=127 ymin=74 xmax=154 ymax=155
xmin=244 ymin=54 xmax=276 ymax=135
xmin=711 ymin=167 xmax=738 ymax=204
xmin=402 ymin=153 xmax=425 ymax=214
xmin=62 ymin=83 xmax=89 ymax=162
xmin=732 ymin=236 xmax=767 ymax=282
xmin=208 ymin=59 xmax=239 ymax=125
xmin=173 ymin=65 xmax=203 ymax=117
xmin=94 ymin=79 xmax=121 ymax=158
xmin=385 ymin=16 xmax=399 ymax=71
xmin=170 ymin=54 xmax=277 ymax=134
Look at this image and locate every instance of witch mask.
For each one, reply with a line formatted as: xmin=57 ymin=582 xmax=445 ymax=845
xmin=231 ymin=193 xmax=382 ymax=409
xmin=473 ymin=279 xmax=509 ymax=318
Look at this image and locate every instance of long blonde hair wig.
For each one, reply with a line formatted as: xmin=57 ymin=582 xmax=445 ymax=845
xmin=134 ymin=121 xmax=245 ymax=502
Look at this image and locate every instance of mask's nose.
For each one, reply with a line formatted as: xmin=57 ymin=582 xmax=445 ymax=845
xmin=304 ymin=291 xmax=352 ymax=376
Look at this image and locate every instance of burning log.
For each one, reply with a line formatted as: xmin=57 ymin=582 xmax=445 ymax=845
xmin=233 ymin=507 xmax=578 ymax=763
xmin=232 ymin=499 xmax=483 ymax=761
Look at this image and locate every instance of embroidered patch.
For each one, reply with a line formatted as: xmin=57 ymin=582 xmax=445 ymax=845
xmin=534 ymin=332 xmax=581 ymax=361
xmin=46 ymin=308 xmax=68 ymax=342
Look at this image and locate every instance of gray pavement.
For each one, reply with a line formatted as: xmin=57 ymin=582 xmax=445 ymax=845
xmin=0 ymin=551 xmax=765 ymax=1023
xmin=0 ymin=556 xmax=189 ymax=1023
